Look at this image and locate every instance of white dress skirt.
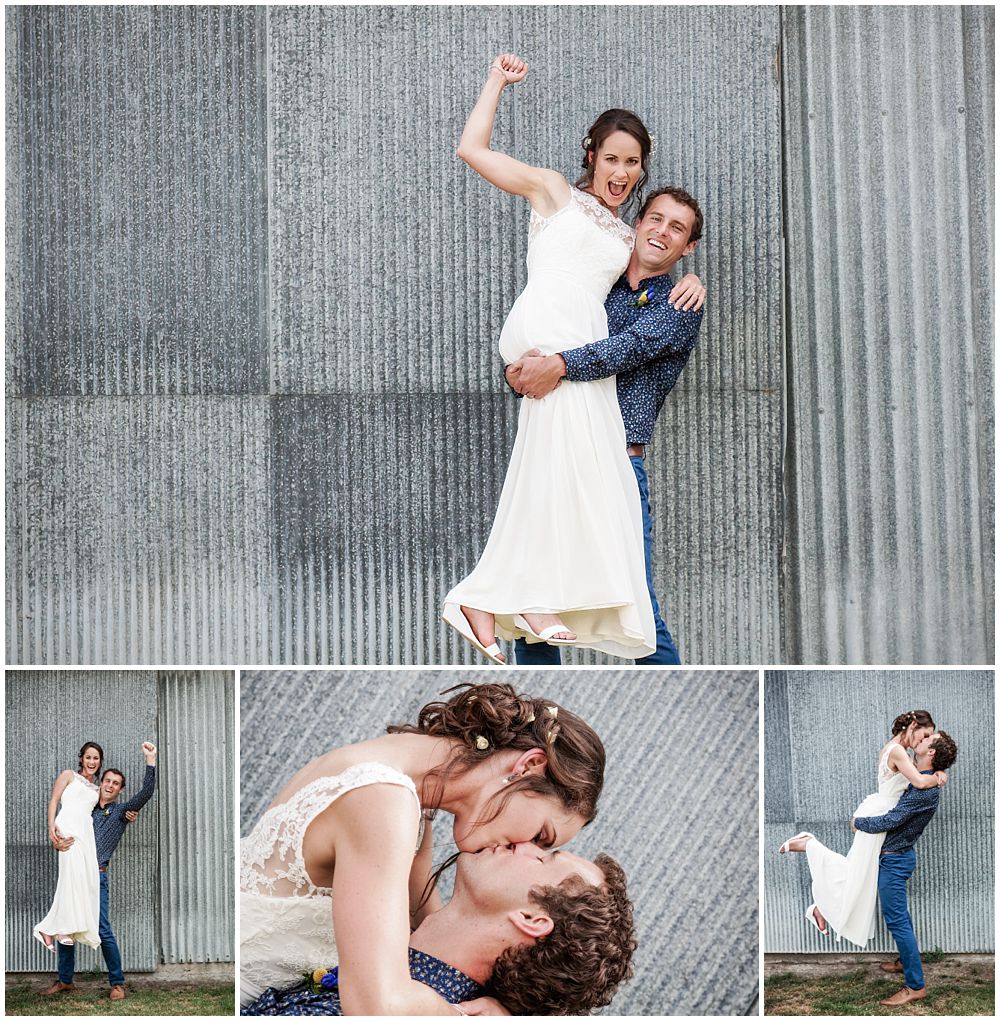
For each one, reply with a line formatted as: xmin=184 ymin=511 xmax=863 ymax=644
xmin=444 ymin=187 xmax=655 ymax=659
xmin=803 ymin=745 xmax=909 ymax=946
xmin=32 ymin=773 xmax=101 ymax=948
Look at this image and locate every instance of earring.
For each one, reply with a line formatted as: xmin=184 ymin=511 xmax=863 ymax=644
xmin=501 ymin=773 xmax=521 ymax=786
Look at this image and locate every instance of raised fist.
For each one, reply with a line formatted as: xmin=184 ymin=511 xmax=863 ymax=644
xmin=490 ymin=53 xmax=528 ymax=86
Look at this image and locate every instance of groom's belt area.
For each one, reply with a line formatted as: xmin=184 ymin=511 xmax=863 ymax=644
xmin=99 ymin=866 xmax=108 ymax=872
xmin=627 ymin=444 xmax=645 ymax=458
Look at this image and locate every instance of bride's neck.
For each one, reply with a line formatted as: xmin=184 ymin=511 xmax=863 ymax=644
xmin=387 ymin=733 xmax=467 ymax=808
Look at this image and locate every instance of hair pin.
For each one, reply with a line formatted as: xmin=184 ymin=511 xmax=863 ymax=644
xmin=545 ymin=705 xmax=558 ymax=719
xmin=474 ymin=735 xmax=489 ymax=751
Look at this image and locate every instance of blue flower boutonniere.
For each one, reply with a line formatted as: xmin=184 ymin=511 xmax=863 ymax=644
xmin=633 ymin=284 xmax=658 ymax=308
xmin=307 ymin=967 xmax=338 ymax=993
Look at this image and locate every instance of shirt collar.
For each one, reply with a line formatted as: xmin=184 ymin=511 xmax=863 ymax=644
xmin=616 ymin=270 xmax=675 ymax=295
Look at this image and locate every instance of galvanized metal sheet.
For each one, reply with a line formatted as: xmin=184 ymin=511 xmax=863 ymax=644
xmin=240 ymin=668 xmax=760 ymax=1016
xmin=5 ymin=5 xmax=268 ymax=397
xmin=781 ymin=6 xmax=995 ymax=664
xmin=5 ymin=671 xmax=160 ymax=972
xmin=6 ymin=398 xmax=271 ymax=664
xmin=764 ymin=669 xmax=995 ymax=952
xmin=158 ymin=671 xmax=235 ymax=963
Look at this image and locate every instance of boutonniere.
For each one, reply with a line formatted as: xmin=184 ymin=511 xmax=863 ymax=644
xmin=103 ymin=808 xmax=111 ymax=816
xmin=307 ymin=967 xmax=338 ymax=992
xmin=633 ymin=284 xmax=658 ymax=308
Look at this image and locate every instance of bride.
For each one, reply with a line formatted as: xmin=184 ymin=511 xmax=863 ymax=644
xmin=778 ymin=710 xmax=946 ymax=945
xmin=33 ymin=742 xmax=104 ymax=951
xmin=442 ymin=53 xmax=702 ymax=664
xmin=239 ymin=682 xmax=606 ymax=1013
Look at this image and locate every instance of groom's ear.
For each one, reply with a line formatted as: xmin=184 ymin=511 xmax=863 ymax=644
xmin=682 ymin=238 xmax=698 ymax=259
xmin=513 ymin=748 xmax=548 ymax=776
xmin=507 ymin=906 xmax=554 ymax=941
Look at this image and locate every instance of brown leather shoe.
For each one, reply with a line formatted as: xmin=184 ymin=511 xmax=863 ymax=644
xmin=879 ymin=959 xmax=905 ymax=973
xmin=40 ymin=980 xmax=75 ymax=996
xmin=879 ymin=985 xmax=927 ymax=1006
xmin=109 ymin=985 xmax=126 ymax=1001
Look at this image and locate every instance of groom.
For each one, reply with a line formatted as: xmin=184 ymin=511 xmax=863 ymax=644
xmin=852 ymin=730 xmax=959 ymax=1007
xmin=506 ymin=186 xmax=704 ymax=666
xmin=242 ymin=843 xmax=636 ymax=1016
xmin=42 ymin=742 xmax=158 ymax=1002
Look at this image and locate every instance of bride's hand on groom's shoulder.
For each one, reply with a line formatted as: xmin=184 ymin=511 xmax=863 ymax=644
xmin=490 ymin=53 xmax=528 ymax=86
xmin=934 ymin=770 xmax=948 ymax=787
xmin=458 ymin=995 xmax=511 ymax=1016
xmin=669 ymin=273 xmax=707 ymax=313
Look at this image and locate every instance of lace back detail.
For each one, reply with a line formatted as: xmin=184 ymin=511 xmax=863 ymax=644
xmin=240 ymin=763 xmax=420 ymax=899
xmin=529 ymin=187 xmax=635 ymax=247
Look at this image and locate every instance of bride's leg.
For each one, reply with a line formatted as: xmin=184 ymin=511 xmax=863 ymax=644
xmin=786 ymin=835 xmax=813 ymax=853
xmin=461 ymin=607 xmax=506 ymax=663
xmin=521 ymin=613 xmax=576 ymax=641
xmin=809 ymin=904 xmax=829 ymax=934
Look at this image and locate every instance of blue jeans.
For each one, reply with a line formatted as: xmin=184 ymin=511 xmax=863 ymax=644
xmin=515 ymin=454 xmax=680 ymax=666
xmin=57 ymin=871 xmax=124 ymax=986
xmin=877 ymin=850 xmax=924 ymax=990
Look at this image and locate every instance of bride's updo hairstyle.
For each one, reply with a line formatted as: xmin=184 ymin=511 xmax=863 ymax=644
xmin=77 ymin=741 xmax=104 ymax=776
xmin=891 ymin=710 xmax=935 ymax=736
xmin=387 ymin=682 xmax=605 ymax=826
xmin=574 ymin=108 xmax=652 ymax=215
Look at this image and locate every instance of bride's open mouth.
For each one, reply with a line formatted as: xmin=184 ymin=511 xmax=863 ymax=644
xmin=608 ymin=180 xmax=627 ymax=198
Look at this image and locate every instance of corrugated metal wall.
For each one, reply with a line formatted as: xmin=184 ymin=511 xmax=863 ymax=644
xmin=240 ymin=669 xmax=760 ymax=1016
xmin=4 ymin=670 xmax=234 ymax=971
xmin=5 ymin=6 xmax=993 ymax=665
xmin=781 ymin=6 xmax=995 ymax=664
xmin=763 ymin=669 xmax=995 ymax=952
xmin=158 ymin=671 xmax=235 ymax=963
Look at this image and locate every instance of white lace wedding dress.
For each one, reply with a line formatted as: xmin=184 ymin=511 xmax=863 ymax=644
xmin=239 ymin=762 xmax=423 ymax=1006
xmin=444 ymin=186 xmax=655 ymax=659
xmin=803 ymin=743 xmax=909 ymax=946
xmin=32 ymin=772 xmax=101 ymax=948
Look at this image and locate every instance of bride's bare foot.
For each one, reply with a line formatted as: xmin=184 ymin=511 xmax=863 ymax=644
xmin=809 ymin=905 xmax=828 ymax=934
xmin=522 ymin=613 xmax=576 ymax=641
xmin=461 ymin=606 xmax=506 ymax=663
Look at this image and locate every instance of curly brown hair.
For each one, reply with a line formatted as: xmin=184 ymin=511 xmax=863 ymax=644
xmin=387 ymin=682 xmax=605 ymax=825
xmin=485 ymin=853 xmax=636 ymax=1015
xmin=930 ymin=730 xmax=958 ymax=771
xmin=891 ymin=710 xmax=935 ymax=736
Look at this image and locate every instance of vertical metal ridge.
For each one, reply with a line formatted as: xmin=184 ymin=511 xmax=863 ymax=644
xmin=764 ymin=669 xmax=994 ymax=952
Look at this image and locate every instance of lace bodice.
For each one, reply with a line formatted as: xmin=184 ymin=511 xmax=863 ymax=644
xmin=876 ymin=743 xmax=910 ymax=797
xmin=526 ymin=187 xmax=634 ymax=301
xmin=239 ymin=762 xmax=422 ymax=898
xmin=61 ymin=772 xmax=100 ymax=817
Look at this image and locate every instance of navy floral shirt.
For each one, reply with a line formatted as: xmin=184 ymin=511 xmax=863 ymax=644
xmin=93 ymin=764 xmax=157 ymax=869
xmin=241 ymin=948 xmax=484 ymax=1016
xmin=853 ymin=772 xmax=941 ymax=854
xmin=561 ymin=273 xmax=704 ymax=444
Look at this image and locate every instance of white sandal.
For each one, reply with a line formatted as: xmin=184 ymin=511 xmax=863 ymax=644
xmin=805 ymin=903 xmax=829 ymax=936
xmin=513 ymin=613 xmax=577 ymax=646
xmin=33 ymin=931 xmax=56 ymax=954
xmin=442 ymin=604 xmax=507 ymax=665
xmin=778 ymin=831 xmax=815 ymax=854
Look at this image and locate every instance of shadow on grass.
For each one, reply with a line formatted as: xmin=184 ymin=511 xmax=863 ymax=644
xmin=764 ymin=968 xmax=995 ymax=1016
xmin=4 ymin=979 xmax=235 ymax=1016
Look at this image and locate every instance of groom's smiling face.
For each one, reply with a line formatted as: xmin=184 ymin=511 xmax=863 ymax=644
xmin=634 ymin=194 xmax=698 ymax=275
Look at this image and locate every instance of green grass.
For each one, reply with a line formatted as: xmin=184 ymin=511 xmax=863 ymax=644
xmin=764 ymin=968 xmax=995 ymax=1016
xmin=4 ymin=978 xmax=234 ymax=1016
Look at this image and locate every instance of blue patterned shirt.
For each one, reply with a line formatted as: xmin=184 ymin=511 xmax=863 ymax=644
xmin=92 ymin=764 xmax=157 ymax=868
xmin=561 ymin=273 xmax=704 ymax=444
xmin=853 ymin=771 xmax=941 ymax=854
xmin=241 ymin=948 xmax=484 ymax=1015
